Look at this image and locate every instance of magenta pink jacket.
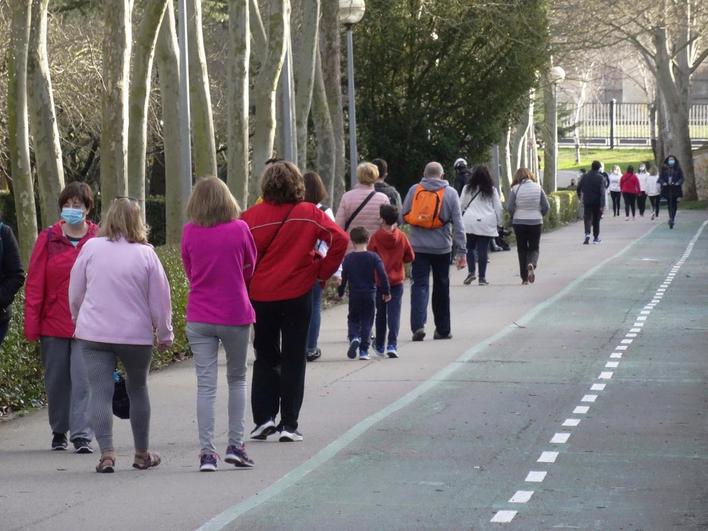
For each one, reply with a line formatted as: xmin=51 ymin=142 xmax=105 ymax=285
xmin=69 ymin=237 xmax=173 ymax=345
xmin=181 ymin=220 xmax=256 ymax=326
xmin=335 ymin=184 xmax=390 ymax=249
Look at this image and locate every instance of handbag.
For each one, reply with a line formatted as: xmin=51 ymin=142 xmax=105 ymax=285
xmin=112 ymin=370 xmax=130 ymax=419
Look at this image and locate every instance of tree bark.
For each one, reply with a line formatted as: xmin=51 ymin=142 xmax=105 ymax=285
xmin=292 ymin=0 xmax=320 ymax=167
xmin=156 ymin=2 xmax=184 ymax=245
xmin=542 ymin=75 xmax=558 ymax=194
xmin=187 ymin=0 xmax=218 ymax=178
xmin=128 ymin=0 xmax=169 ymax=217
xmin=311 ymin=42 xmax=336 ymax=202
xmin=500 ymin=127 xmax=512 ymax=200
xmin=8 ymin=0 xmax=39 ymax=264
xmin=227 ymin=0 xmax=250 ymax=207
xmin=100 ymin=0 xmax=132 ymax=210
xmin=511 ymin=91 xmax=534 ymax=173
xmin=320 ymin=0 xmax=346 ymax=202
xmin=27 ymin=0 xmax=65 ymax=227
xmin=251 ymin=0 xmax=288 ymax=199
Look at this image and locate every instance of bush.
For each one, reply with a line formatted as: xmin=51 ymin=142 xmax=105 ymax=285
xmin=0 ymin=244 xmax=190 ymax=416
xmin=543 ymin=191 xmax=580 ymax=230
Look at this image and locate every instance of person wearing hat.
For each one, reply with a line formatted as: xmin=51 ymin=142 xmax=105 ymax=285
xmin=452 ymin=158 xmax=471 ymax=196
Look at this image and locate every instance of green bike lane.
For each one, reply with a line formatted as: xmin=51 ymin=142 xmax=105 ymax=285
xmin=211 ymin=214 xmax=708 ymax=530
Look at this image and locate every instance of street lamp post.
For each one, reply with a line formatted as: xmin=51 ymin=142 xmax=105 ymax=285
xmin=339 ymin=0 xmax=366 ymax=189
xmin=543 ymin=65 xmax=565 ymax=194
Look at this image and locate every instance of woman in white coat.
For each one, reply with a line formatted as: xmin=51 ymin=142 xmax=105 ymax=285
xmin=460 ymin=165 xmax=503 ymax=286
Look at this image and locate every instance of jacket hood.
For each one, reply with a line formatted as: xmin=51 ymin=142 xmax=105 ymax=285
xmin=375 ymin=227 xmax=403 ymax=250
xmin=419 ymin=177 xmax=449 ymax=191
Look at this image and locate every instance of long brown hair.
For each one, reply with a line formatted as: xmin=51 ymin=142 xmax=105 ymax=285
xmin=187 ymin=177 xmax=241 ymax=227
xmin=303 ymin=171 xmax=328 ymax=204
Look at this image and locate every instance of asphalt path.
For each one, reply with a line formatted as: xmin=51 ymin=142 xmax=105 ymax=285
xmin=1 ymin=211 xmax=706 ymax=531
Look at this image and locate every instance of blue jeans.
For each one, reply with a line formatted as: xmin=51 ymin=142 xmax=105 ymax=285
xmin=375 ymin=283 xmax=404 ymax=350
xmin=347 ymin=291 xmax=376 ymax=351
xmin=410 ymin=252 xmax=451 ymax=335
xmin=306 ymin=282 xmax=322 ymax=352
xmin=466 ymin=234 xmax=491 ymax=279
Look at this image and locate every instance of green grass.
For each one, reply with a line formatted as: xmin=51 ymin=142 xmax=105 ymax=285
xmin=679 ymin=200 xmax=708 ymax=210
xmin=557 ymin=148 xmax=655 ymax=173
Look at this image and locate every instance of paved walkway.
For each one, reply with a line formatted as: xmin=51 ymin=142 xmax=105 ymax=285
xmin=1 ymin=211 xmax=706 ymax=530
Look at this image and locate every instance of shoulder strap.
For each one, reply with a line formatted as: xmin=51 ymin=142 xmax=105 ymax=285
xmin=318 ymin=204 xmax=329 ymax=212
xmin=344 ymin=191 xmax=377 ymax=231
xmin=462 ymin=190 xmax=481 ymax=214
xmin=256 ymin=204 xmax=297 ymax=267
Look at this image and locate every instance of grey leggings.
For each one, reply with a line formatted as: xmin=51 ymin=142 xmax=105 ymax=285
xmin=79 ymin=341 xmax=153 ymax=453
xmin=186 ymin=322 xmax=250 ymax=454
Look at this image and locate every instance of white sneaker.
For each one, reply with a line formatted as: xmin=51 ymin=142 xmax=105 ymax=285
xmin=279 ymin=429 xmax=303 ymax=442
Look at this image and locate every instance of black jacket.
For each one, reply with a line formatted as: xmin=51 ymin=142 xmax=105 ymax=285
xmin=0 ymin=223 xmax=25 ymax=319
xmin=658 ymin=157 xmax=684 ymax=199
xmin=453 ymin=168 xmax=471 ymax=196
xmin=577 ymin=170 xmax=607 ymax=207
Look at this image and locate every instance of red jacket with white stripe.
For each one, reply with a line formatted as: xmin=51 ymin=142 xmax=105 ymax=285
xmin=240 ymin=201 xmax=349 ymax=302
xmin=24 ymin=221 xmax=99 ymax=340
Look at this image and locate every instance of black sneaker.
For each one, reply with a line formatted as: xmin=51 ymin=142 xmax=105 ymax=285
xmin=669 ymin=220 xmax=674 ymax=229
xmin=478 ymin=279 xmax=489 ymax=286
xmin=583 ymin=236 xmax=590 ymax=245
xmin=433 ymin=330 xmax=452 ymax=340
xmin=279 ymin=429 xmax=303 ymax=442
xmin=306 ymin=348 xmax=321 ymax=362
xmin=73 ymin=438 xmax=94 ymax=454
xmin=463 ymin=273 xmax=476 ymax=285
xmin=250 ymin=419 xmax=277 ymax=440
xmin=51 ymin=432 xmax=68 ymax=451
xmin=412 ymin=329 xmax=426 ymax=342
xmin=347 ymin=338 xmax=360 ymax=359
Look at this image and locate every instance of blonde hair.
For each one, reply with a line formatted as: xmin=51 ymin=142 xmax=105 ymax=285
xmin=612 ymin=165 xmax=621 ymax=174
xmin=356 ymin=162 xmax=379 ymax=185
xmin=512 ymin=167 xmax=537 ymax=187
xmin=187 ymin=177 xmax=241 ymax=227
xmin=99 ymin=198 xmax=149 ymax=244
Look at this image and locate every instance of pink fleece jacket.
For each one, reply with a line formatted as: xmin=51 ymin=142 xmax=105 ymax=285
xmin=335 ymin=184 xmax=390 ymax=249
xmin=69 ymin=237 xmax=173 ymax=345
xmin=181 ymin=220 xmax=256 ymax=326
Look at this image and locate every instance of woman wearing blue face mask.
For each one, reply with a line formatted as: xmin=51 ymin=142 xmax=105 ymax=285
xmin=24 ymin=181 xmax=99 ymax=453
xmin=658 ymin=155 xmax=684 ymax=229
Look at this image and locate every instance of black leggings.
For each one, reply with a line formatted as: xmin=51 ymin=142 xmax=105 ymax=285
xmin=623 ymin=192 xmax=636 ymax=218
xmin=637 ymin=193 xmax=647 ymax=216
xmin=649 ymin=195 xmax=660 ymax=217
xmin=610 ymin=191 xmax=622 ymax=216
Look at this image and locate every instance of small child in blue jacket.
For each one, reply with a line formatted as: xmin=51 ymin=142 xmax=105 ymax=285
xmin=338 ymin=226 xmax=390 ymax=360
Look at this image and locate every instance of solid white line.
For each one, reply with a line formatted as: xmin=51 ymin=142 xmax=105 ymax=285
xmin=610 ymin=353 xmax=622 ymax=359
xmin=525 ymin=471 xmax=547 ymax=482
xmin=606 ymin=361 xmax=620 ymax=368
xmin=551 ymin=433 xmax=571 ymax=444
xmin=574 ymin=406 xmax=590 ymax=414
xmin=491 ymin=510 xmax=518 ymax=523
xmin=599 ymin=371 xmax=613 ymax=379
xmin=563 ymin=418 xmax=581 ymax=427
xmin=538 ymin=451 xmax=559 ymax=463
xmin=509 ymin=491 xmax=534 ymax=503
xmin=582 ymin=394 xmax=598 ymax=402
xmin=591 ymin=383 xmax=606 ymax=391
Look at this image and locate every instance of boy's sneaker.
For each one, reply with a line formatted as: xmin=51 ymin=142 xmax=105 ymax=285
xmin=199 ymin=452 xmax=218 ymax=472
xmin=250 ymin=419 xmax=277 ymax=440
xmin=224 ymin=444 xmax=254 ymax=468
xmin=412 ymin=329 xmax=426 ymax=341
xmin=347 ymin=338 xmax=360 ymax=359
xmin=279 ymin=429 xmax=303 ymax=442
xmin=51 ymin=432 xmax=68 ymax=451
xmin=386 ymin=345 xmax=398 ymax=358
xmin=374 ymin=345 xmax=386 ymax=357
xmin=73 ymin=438 xmax=94 ymax=454
xmin=359 ymin=350 xmax=370 ymax=361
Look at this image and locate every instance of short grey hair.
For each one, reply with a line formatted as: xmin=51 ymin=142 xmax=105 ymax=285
xmin=423 ymin=161 xmax=444 ymax=179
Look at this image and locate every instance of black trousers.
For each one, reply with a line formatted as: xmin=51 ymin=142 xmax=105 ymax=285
xmin=513 ymin=224 xmax=542 ymax=281
xmin=623 ymin=192 xmax=636 ymax=217
xmin=610 ymin=191 xmax=622 ymax=216
xmin=251 ymin=293 xmax=311 ymax=431
xmin=649 ymin=195 xmax=660 ymax=217
xmin=583 ymin=205 xmax=602 ymax=239
xmin=347 ymin=291 xmax=376 ymax=350
xmin=637 ymin=192 xmax=647 ymax=216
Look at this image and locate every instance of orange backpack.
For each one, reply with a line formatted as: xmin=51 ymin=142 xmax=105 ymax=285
xmin=403 ymin=185 xmax=446 ymax=229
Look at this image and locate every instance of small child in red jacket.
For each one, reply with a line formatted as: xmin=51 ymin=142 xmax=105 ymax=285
xmin=368 ymin=204 xmax=415 ymax=358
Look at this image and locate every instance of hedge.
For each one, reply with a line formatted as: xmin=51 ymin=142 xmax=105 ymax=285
xmin=0 ymin=245 xmax=188 ymax=416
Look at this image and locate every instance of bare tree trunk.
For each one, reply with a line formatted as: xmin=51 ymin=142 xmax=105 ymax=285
xmin=542 ymin=75 xmax=558 ymax=194
xmin=251 ymin=0 xmax=288 ymax=198
xmin=320 ymin=0 xmax=345 ymax=202
xmin=500 ymin=127 xmax=512 ymax=200
xmin=292 ymin=0 xmax=320 ymax=167
xmin=128 ymin=0 xmax=169 ymax=217
xmin=187 ymin=0 xmax=218 ymax=178
xmin=101 ymin=0 xmax=132 ymax=210
xmin=312 ymin=42 xmax=336 ymax=202
xmin=27 ymin=0 xmax=65 ymax=227
xmin=227 ymin=0 xmax=250 ymax=207
xmin=8 ymin=0 xmax=39 ymax=263
xmin=156 ymin=2 xmax=184 ymax=245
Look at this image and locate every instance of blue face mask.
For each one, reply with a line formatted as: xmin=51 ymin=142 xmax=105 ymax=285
xmin=667 ymin=159 xmax=675 ymax=167
xmin=61 ymin=207 xmax=85 ymax=226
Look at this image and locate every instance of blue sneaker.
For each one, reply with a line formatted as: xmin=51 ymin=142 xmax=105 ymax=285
xmin=199 ymin=452 xmax=218 ymax=472
xmin=374 ymin=345 xmax=386 ymax=357
xmin=386 ymin=345 xmax=398 ymax=358
xmin=224 ymin=444 xmax=254 ymax=468
xmin=359 ymin=350 xmax=370 ymax=360
xmin=347 ymin=338 xmax=360 ymax=359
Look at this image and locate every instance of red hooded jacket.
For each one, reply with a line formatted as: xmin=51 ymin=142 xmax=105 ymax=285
xmin=368 ymin=227 xmax=415 ymax=287
xmin=620 ymin=172 xmax=641 ymax=195
xmin=24 ymin=221 xmax=99 ymax=340
xmin=240 ymin=201 xmax=348 ymax=302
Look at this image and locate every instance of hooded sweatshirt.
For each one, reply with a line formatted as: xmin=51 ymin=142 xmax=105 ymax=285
xmin=368 ymin=226 xmax=415 ymax=286
xmin=620 ymin=172 xmax=641 ymax=195
xmin=401 ymin=177 xmax=467 ymax=256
